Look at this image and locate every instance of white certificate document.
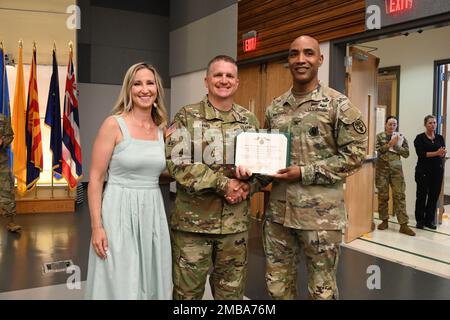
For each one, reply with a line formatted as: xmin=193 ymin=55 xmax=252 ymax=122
xmin=235 ymin=132 xmax=289 ymax=174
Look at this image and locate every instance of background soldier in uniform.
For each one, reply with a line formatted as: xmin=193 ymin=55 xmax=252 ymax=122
xmin=166 ymin=55 xmax=269 ymax=300
xmin=375 ymin=116 xmax=415 ymax=236
xmin=263 ymin=35 xmax=368 ymax=299
xmin=0 ymin=113 xmax=21 ymax=232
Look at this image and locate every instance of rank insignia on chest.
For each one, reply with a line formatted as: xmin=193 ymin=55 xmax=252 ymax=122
xmin=353 ymin=119 xmax=367 ymax=134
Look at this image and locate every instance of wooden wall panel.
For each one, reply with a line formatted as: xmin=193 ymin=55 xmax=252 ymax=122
xmin=238 ymin=0 xmax=366 ymax=61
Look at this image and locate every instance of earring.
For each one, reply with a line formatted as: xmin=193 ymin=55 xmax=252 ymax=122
xmin=153 ymin=102 xmax=157 ymax=108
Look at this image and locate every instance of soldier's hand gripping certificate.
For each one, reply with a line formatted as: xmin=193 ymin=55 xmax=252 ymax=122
xmin=235 ymin=132 xmax=290 ymax=174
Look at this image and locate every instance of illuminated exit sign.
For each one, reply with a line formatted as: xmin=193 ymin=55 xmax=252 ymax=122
xmin=242 ymin=30 xmax=257 ymax=53
xmin=386 ymin=0 xmax=413 ymax=14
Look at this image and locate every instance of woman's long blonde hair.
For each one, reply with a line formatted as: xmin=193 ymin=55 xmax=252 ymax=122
xmin=112 ymin=62 xmax=168 ymax=128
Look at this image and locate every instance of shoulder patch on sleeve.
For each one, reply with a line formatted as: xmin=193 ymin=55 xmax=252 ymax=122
xmin=353 ymin=119 xmax=367 ymax=134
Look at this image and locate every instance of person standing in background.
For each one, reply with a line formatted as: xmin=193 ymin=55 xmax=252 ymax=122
xmin=414 ymin=115 xmax=445 ymax=230
xmin=375 ymin=116 xmax=415 ymax=236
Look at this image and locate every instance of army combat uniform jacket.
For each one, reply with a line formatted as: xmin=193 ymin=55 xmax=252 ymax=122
xmin=264 ymin=85 xmax=368 ymax=230
xmin=166 ymin=96 xmax=269 ymax=234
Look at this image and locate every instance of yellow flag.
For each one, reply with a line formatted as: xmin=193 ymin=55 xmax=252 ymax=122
xmin=12 ymin=44 xmax=27 ymax=196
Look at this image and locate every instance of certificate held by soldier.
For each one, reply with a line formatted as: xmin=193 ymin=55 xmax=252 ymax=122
xmin=235 ymin=132 xmax=290 ymax=175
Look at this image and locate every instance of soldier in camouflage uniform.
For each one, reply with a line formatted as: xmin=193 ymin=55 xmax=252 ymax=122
xmin=375 ymin=116 xmax=415 ymax=236
xmin=0 ymin=113 xmax=21 ymax=232
xmin=263 ymin=35 xmax=367 ymax=300
xmin=166 ymin=55 xmax=270 ymax=300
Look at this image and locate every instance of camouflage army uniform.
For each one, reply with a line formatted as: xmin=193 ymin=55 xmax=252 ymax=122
xmin=375 ymin=132 xmax=409 ymax=224
xmin=0 ymin=114 xmax=16 ymax=218
xmin=263 ymin=85 xmax=367 ymax=300
xmin=166 ymin=96 xmax=269 ymax=300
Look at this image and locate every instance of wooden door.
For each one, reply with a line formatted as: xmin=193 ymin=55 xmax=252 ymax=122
xmin=263 ymin=60 xmax=292 ymax=123
xmin=234 ymin=60 xmax=292 ymax=219
xmin=344 ymin=47 xmax=379 ymax=243
xmin=235 ymin=64 xmax=265 ymax=219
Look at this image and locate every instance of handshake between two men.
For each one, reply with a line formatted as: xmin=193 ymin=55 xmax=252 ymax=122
xmin=223 ymin=165 xmax=302 ymax=205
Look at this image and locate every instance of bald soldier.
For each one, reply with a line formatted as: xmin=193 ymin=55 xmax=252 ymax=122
xmin=262 ymin=36 xmax=368 ymax=299
xmin=0 ymin=113 xmax=21 ymax=233
xmin=166 ymin=55 xmax=270 ymax=300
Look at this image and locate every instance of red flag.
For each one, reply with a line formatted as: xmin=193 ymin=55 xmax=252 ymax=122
xmin=62 ymin=48 xmax=82 ymax=189
xmin=25 ymin=44 xmax=43 ymax=191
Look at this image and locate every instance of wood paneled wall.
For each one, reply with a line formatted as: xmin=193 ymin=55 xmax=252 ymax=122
xmin=238 ymin=0 xmax=366 ymax=61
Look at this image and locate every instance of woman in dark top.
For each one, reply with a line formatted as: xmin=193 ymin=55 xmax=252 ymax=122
xmin=414 ymin=115 xmax=446 ymax=230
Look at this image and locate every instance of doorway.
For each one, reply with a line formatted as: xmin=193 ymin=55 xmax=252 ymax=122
xmin=434 ymin=59 xmax=450 ymax=222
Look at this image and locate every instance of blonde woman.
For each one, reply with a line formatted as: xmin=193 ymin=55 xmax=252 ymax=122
xmin=85 ymin=62 xmax=172 ymax=299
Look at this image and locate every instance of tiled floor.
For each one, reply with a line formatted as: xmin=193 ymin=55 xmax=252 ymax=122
xmin=1 ymin=188 xmax=450 ymax=299
xmin=344 ymin=210 xmax=450 ymax=279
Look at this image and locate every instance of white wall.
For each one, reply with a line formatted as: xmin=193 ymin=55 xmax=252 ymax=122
xmin=319 ymin=41 xmax=330 ymax=87
xmin=363 ymin=25 xmax=450 ymax=218
xmin=170 ymin=69 xmax=207 ymax=117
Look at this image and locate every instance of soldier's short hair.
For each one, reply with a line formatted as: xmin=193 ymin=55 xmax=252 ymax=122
xmin=385 ymin=115 xmax=397 ymax=124
xmin=206 ymin=55 xmax=238 ymax=75
xmin=424 ymin=115 xmax=436 ymax=126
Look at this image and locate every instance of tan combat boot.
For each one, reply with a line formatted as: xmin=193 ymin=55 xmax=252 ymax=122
xmin=399 ymin=224 xmax=415 ymax=236
xmin=7 ymin=217 xmax=22 ymax=233
xmin=377 ymin=220 xmax=388 ymax=230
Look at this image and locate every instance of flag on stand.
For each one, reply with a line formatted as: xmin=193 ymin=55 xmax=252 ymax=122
xmin=44 ymin=49 xmax=62 ymax=179
xmin=62 ymin=47 xmax=82 ymax=189
xmin=0 ymin=44 xmax=13 ymax=169
xmin=12 ymin=42 xmax=27 ymax=196
xmin=25 ymin=44 xmax=43 ymax=191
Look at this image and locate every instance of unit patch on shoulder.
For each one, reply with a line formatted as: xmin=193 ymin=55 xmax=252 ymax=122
xmin=353 ymin=119 xmax=367 ymax=134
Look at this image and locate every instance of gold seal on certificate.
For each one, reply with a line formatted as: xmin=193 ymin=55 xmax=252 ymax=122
xmin=235 ymin=132 xmax=290 ymax=174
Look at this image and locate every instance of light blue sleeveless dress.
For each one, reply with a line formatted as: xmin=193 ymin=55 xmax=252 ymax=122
xmin=85 ymin=116 xmax=172 ymax=300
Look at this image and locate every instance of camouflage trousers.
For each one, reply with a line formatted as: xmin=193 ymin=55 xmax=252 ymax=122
xmin=375 ymin=161 xmax=408 ymax=224
xmin=0 ymin=171 xmax=16 ymax=218
xmin=171 ymin=229 xmax=248 ymax=300
xmin=263 ymin=219 xmax=341 ymax=300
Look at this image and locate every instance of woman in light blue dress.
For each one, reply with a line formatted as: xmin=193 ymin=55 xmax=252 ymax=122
xmin=85 ymin=62 xmax=172 ymax=299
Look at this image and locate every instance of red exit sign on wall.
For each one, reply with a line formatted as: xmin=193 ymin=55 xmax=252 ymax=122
xmin=386 ymin=0 xmax=413 ymax=14
xmin=242 ymin=30 xmax=257 ymax=53
xmin=243 ymin=37 xmax=257 ymax=52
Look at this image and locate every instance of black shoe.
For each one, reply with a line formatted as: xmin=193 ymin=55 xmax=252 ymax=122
xmin=424 ymin=222 xmax=437 ymax=230
xmin=416 ymin=223 xmax=424 ymax=229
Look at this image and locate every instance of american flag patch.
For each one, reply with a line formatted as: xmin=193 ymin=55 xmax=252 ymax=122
xmin=166 ymin=122 xmax=176 ymax=138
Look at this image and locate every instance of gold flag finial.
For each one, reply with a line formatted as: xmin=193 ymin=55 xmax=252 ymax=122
xmin=19 ymin=39 xmax=23 ymax=48
xmin=32 ymin=41 xmax=36 ymax=51
xmin=0 ymin=41 xmax=3 ymax=49
xmin=53 ymin=41 xmax=56 ymax=52
xmin=69 ymin=41 xmax=73 ymax=53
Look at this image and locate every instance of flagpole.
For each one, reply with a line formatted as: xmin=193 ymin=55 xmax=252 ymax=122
xmin=51 ymin=43 xmax=56 ymax=199
xmin=68 ymin=41 xmax=72 ymax=198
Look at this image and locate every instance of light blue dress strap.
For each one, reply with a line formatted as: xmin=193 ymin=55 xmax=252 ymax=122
xmin=114 ymin=116 xmax=131 ymax=141
xmin=113 ymin=115 xmax=131 ymax=154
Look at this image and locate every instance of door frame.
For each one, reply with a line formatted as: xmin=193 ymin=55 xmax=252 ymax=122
xmin=378 ymin=65 xmax=401 ymax=122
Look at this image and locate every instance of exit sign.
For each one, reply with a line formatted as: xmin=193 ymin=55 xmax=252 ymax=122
xmin=386 ymin=0 xmax=413 ymax=14
xmin=242 ymin=30 xmax=257 ymax=53
xmin=243 ymin=37 xmax=257 ymax=52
